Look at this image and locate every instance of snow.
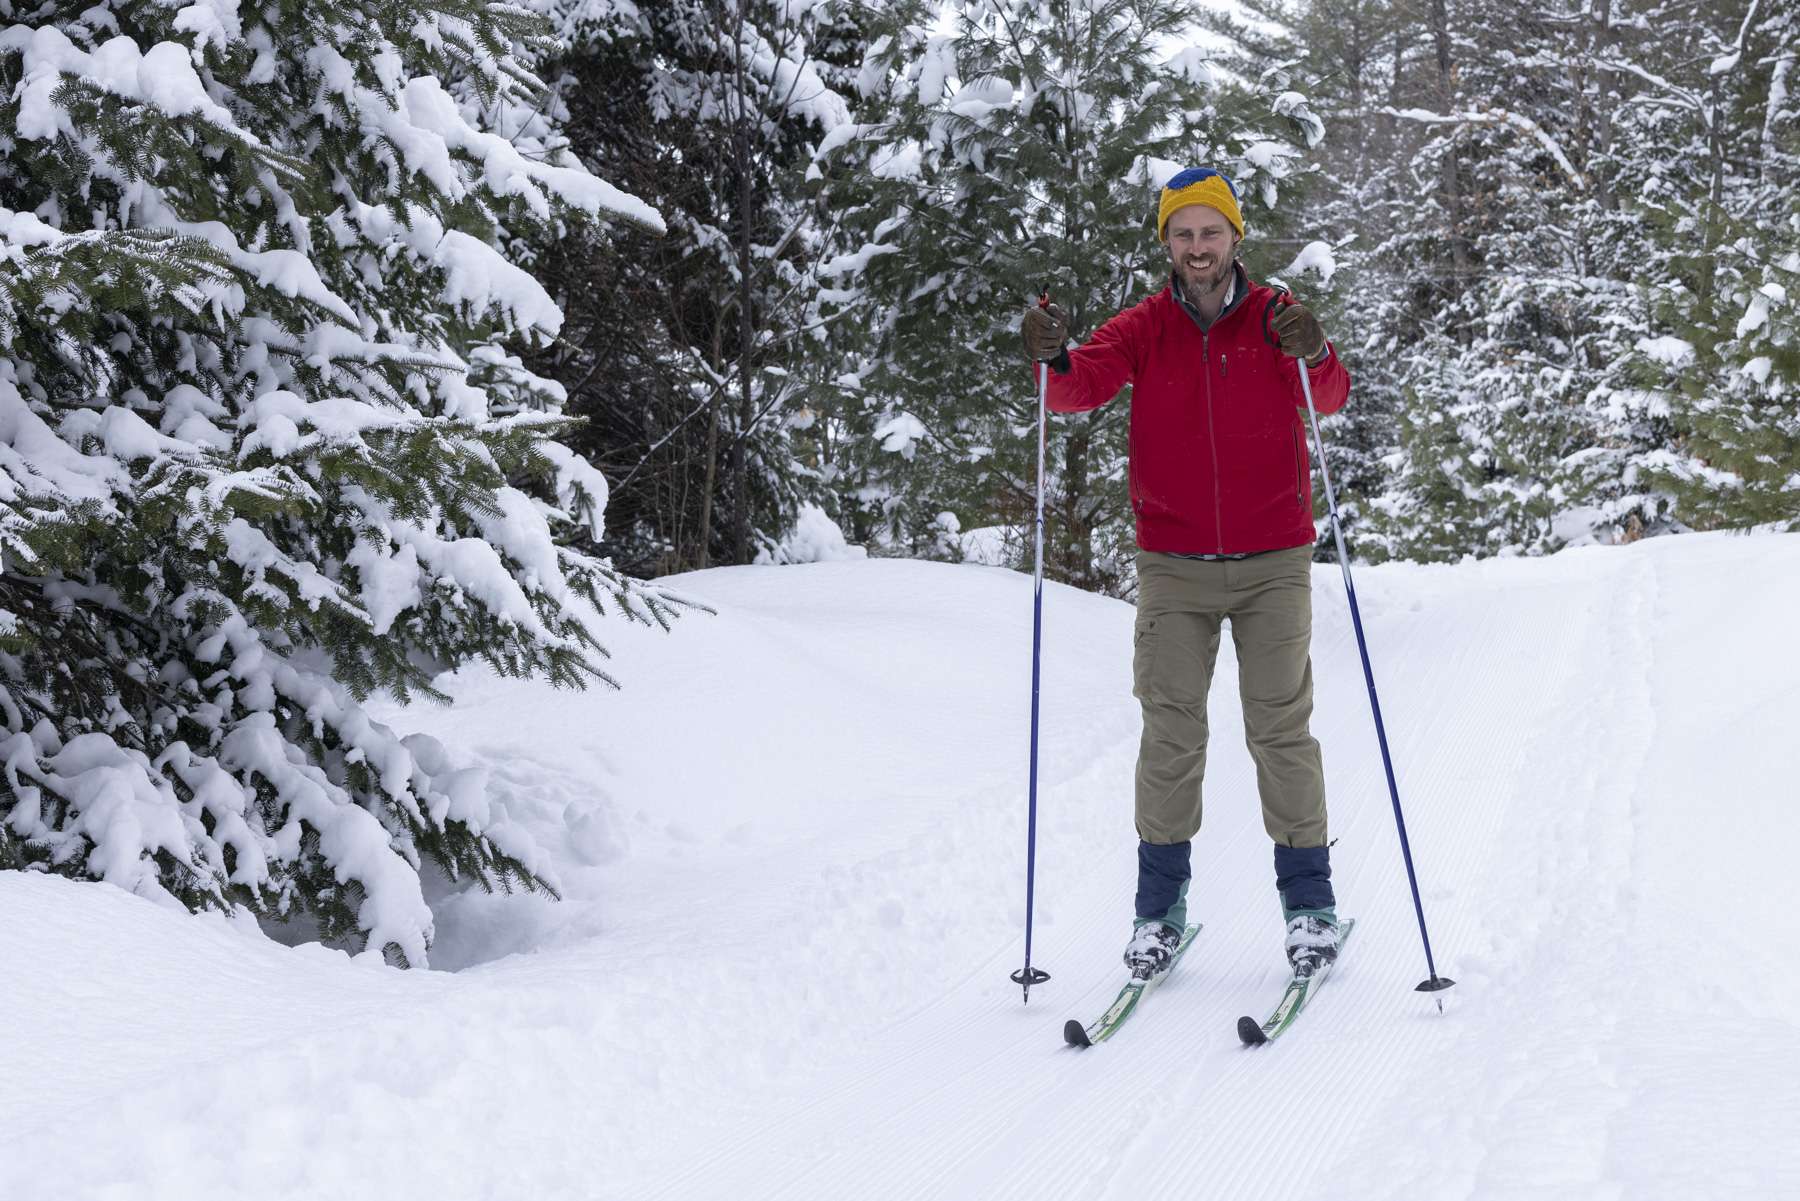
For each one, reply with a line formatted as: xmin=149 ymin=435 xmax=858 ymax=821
xmin=915 ymin=34 xmax=956 ymax=104
xmin=869 ymin=140 xmax=922 ymax=180
xmin=1133 ymin=156 xmax=1191 ymax=192
xmin=960 ymin=523 xmax=1019 ymax=566
xmin=1165 ymin=46 xmax=1216 ymax=87
xmin=811 ymin=120 xmax=870 ymax=164
xmin=818 ymin=240 xmax=899 ymax=278
xmin=538 ymin=439 xmax=611 ymax=543
xmin=873 ymin=410 xmax=927 ymax=456
xmin=1279 ymin=239 xmax=1338 ymax=285
xmin=948 ymin=75 xmax=1014 ymax=121
xmin=0 ymin=366 xmax=125 ymax=506
xmin=380 ymin=514 xmax=561 ymax=644
xmin=171 ymin=0 xmax=243 ymax=53
xmin=238 ymin=248 xmax=355 ymax=323
xmin=434 ymin=228 xmax=565 ymax=338
xmin=7 ymin=534 xmax=1800 ymax=1199
xmin=1241 ymin=138 xmax=1298 ymax=172
xmin=335 ymin=199 xmax=567 ymax=337
xmin=1384 ymin=106 xmax=1585 ymax=190
xmin=33 ymin=734 xmax=197 ymax=897
xmin=290 ymin=48 xmax=663 ymax=236
xmin=1736 ymin=283 xmax=1783 ymax=338
xmin=346 ymin=540 xmax=424 ymax=636
xmin=0 ymin=203 xmax=64 ymax=250
xmin=755 ymin=503 xmax=865 ymax=564
xmin=3 ymin=27 xmax=259 ymax=146
xmin=750 ymin=37 xmax=849 ymax=132
xmin=1637 ymin=334 xmax=1696 ymax=367
xmin=1272 ymin=90 xmax=1325 ymax=146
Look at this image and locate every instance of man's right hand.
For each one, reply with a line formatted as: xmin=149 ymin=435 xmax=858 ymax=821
xmin=1021 ymin=302 xmax=1069 ymax=362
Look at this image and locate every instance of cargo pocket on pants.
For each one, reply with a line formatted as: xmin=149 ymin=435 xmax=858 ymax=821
xmin=1131 ymin=617 xmax=1158 ymax=703
xmin=1134 ymin=615 xmax=1212 ymax=708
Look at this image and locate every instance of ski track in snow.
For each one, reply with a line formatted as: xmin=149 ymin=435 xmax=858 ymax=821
xmin=4 ymin=536 xmax=1799 ymax=1200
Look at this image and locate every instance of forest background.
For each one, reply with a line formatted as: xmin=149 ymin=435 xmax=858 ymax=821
xmin=564 ymin=0 xmax=1796 ymax=593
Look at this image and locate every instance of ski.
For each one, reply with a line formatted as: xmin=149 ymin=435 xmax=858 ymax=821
xmin=1237 ymin=917 xmax=1356 ymax=1046
xmin=1063 ymin=923 xmax=1203 ymax=1047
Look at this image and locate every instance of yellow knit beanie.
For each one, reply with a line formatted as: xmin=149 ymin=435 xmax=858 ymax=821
xmin=1157 ymin=167 xmax=1244 ymax=240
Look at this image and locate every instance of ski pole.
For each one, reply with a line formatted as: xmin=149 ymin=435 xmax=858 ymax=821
xmin=1280 ymin=297 xmax=1455 ymax=1010
xmin=1011 ymin=286 xmax=1054 ymax=1003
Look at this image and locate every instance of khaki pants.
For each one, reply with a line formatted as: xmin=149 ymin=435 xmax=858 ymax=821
xmin=1133 ymin=547 xmax=1328 ymax=849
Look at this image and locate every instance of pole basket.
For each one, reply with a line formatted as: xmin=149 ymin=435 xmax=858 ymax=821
xmin=1010 ymin=966 xmax=1050 ymax=1003
xmin=1416 ymin=974 xmax=1455 ymax=1014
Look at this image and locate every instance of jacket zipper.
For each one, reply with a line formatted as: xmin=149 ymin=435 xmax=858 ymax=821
xmin=1129 ymin=418 xmax=1140 ymax=513
xmin=1203 ymin=331 xmax=1223 ymax=553
xmin=1293 ymin=426 xmax=1305 ymax=511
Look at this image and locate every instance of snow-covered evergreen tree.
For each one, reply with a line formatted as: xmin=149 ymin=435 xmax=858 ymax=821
xmin=0 ymin=0 xmax=679 ymax=964
xmin=527 ymin=0 xmax=856 ymax=575
xmin=814 ymin=0 xmax=1324 ymax=593
xmin=1631 ymin=0 xmax=1800 ymax=531
xmin=1339 ymin=3 xmax=1595 ymax=558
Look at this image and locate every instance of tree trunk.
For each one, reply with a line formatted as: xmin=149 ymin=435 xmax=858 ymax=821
xmin=698 ymin=368 xmax=723 ymax=570
xmin=1343 ymin=0 xmax=1368 ymax=190
xmin=1591 ymin=0 xmax=1616 ymax=214
xmin=1430 ymin=0 xmax=1471 ymax=287
xmin=1060 ymin=422 xmax=1094 ymax=588
xmin=1374 ymin=15 xmax=1410 ymax=207
xmin=731 ymin=0 xmax=755 ymax=566
xmin=1764 ymin=54 xmax=1795 ymax=184
xmin=1699 ymin=71 xmax=1726 ymax=308
xmin=697 ymin=291 xmax=734 ymax=571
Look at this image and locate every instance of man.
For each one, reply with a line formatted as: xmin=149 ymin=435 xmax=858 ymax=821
xmin=1020 ymin=166 xmax=1349 ymax=983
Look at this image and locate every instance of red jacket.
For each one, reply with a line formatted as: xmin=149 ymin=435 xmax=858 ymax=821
xmin=1041 ymin=267 xmax=1349 ymax=556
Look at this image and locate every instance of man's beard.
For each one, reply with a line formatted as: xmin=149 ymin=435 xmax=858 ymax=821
xmin=1178 ymin=256 xmax=1233 ymax=300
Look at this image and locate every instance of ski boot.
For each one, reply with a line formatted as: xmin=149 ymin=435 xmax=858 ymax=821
xmin=1284 ymin=910 xmax=1341 ymax=980
xmin=1124 ymin=921 xmax=1183 ymax=982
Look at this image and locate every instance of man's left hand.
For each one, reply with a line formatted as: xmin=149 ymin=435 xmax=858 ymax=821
xmin=1271 ymin=303 xmax=1329 ymax=365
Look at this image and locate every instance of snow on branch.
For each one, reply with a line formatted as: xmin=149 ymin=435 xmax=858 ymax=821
xmin=1382 ymin=106 xmax=1587 ymax=190
xmin=1 ymin=26 xmax=267 ymax=149
xmin=1592 ymin=60 xmax=1709 ymax=124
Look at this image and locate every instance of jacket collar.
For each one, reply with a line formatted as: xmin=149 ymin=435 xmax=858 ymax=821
xmin=1170 ymin=261 xmax=1252 ymax=332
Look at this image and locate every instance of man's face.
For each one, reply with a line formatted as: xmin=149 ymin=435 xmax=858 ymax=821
xmin=1164 ymin=205 xmax=1239 ymax=297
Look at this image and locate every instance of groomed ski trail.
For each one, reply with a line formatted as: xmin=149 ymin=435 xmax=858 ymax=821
xmin=647 ymin=562 xmax=1565 ymax=1201
xmin=649 ymin=538 xmax=1800 ymax=1201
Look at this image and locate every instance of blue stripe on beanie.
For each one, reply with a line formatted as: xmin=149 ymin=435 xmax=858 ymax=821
xmin=1163 ymin=166 xmax=1239 ymax=198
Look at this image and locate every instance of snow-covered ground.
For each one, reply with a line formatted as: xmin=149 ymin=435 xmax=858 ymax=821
xmin=6 ymin=532 xmax=1799 ymax=1200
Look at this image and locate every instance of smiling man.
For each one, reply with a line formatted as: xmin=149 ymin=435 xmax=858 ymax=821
xmin=1020 ymin=166 xmax=1351 ymax=984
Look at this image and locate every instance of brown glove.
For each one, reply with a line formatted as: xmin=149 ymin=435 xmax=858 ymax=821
xmin=1270 ymin=303 xmax=1329 ymax=364
xmin=1021 ymin=302 xmax=1070 ymax=362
